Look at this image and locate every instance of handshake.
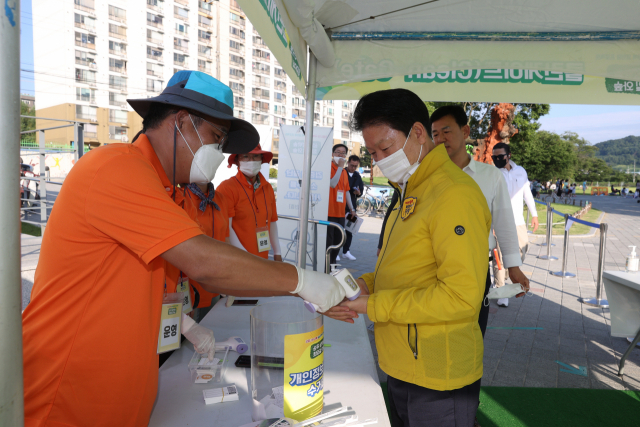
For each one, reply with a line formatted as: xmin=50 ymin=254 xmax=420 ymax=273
xmin=290 ymin=266 xmax=368 ymax=323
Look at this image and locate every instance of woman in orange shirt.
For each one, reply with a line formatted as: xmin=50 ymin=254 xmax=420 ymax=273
xmin=218 ymin=144 xmax=282 ymax=261
xmin=327 ymin=144 xmax=356 ymax=270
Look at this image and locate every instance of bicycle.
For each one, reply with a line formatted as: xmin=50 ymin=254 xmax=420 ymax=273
xmin=356 ymin=186 xmax=392 ymax=215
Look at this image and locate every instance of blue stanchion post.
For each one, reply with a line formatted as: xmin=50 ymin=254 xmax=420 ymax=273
xmin=539 ymin=202 xmax=558 ymax=260
xmin=551 ymin=214 xmax=576 ymax=278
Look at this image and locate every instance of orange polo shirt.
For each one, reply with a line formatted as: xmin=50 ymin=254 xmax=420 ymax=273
xmin=22 ymin=135 xmax=203 ymax=427
xmin=328 ymin=161 xmax=351 ymax=218
xmin=217 ymin=171 xmax=277 ymax=259
xmin=166 ymin=185 xmax=230 ymax=308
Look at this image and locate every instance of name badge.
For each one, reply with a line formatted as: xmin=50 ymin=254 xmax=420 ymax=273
xmin=176 ymin=277 xmax=193 ymax=314
xmin=336 ymin=190 xmax=344 ymax=203
xmin=157 ymin=292 xmax=183 ymax=354
xmin=256 ymin=226 xmax=271 ymax=253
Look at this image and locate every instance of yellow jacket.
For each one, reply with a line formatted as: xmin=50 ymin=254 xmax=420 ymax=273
xmin=362 ymin=144 xmax=491 ymax=391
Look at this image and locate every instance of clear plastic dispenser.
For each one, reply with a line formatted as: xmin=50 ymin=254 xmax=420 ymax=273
xmin=250 ymin=299 xmax=324 ymax=422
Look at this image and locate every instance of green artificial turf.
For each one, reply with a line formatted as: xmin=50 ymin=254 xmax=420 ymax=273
xmin=380 ymin=384 xmax=640 ymax=426
xmin=21 ymin=222 xmax=42 ymax=237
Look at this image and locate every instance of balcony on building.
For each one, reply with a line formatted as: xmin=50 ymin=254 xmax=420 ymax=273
xmin=229 ymin=26 xmax=245 ymax=40
xmin=147 ymin=79 xmax=163 ymax=93
xmin=274 ymin=68 xmax=286 ymax=81
xmin=253 ymin=76 xmax=270 ymax=89
xmin=75 ymin=32 xmax=96 ymax=50
xmin=274 ymin=94 xmax=286 ymax=104
xmin=173 ymin=53 xmax=187 ymax=67
xmin=273 ymin=106 xmax=286 ymax=117
xmin=230 ymin=82 xmax=244 ymax=96
xmin=198 ymin=45 xmax=212 ymax=59
xmin=109 ymin=109 xmax=129 ymax=126
xmin=75 ymin=69 xmax=97 ymax=88
xmin=174 ymin=38 xmax=189 ymax=53
xmin=230 ymin=0 xmax=242 ymax=12
xmin=252 ymin=113 xmax=269 ymax=125
xmin=109 ymin=75 xmax=127 ymax=92
xmin=108 ymin=5 xmax=126 ymax=24
xmin=76 ymin=88 xmax=96 ymax=105
xmin=175 ymin=0 xmax=188 ymax=6
xmin=230 ymin=12 xmax=246 ymax=28
xmin=234 ymin=109 xmax=245 ymax=119
xmin=147 ymin=46 xmax=163 ymax=62
xmin=274 ymin=81 xmax=287 ymax=92
xmin=109 ymin=23 xmax=127 ymax=40
xmin=198 ymin=0 xmax=212 ymax=15
xmin=75 ymin=51 xmax=97 ymax=69
xmin=76 ymin=105 xmax=97 ymax=122
xmin=109 ymin=91 xmax=128 ymax=108
xmin=252 ymin=48 xmax=270 ymax=62
xmin=252 ymin=101 xmax=269 ymax=114
xmin=292 ymin=108 xmax=306 ymax=119
xmin=253 ymin=63 xmax=270 ymax=76
xmin=198 ymin=29 xmax=212 ymax=45
xmin=342 ymin=120 xmax=350 ymax=130
xmin=229 ymin=41 xmax=244 ymax=55
xmin=198 ymin=64 xmax=211 ymax=73
xmin=229 ymin=69 xmax=245 ymax=82
xmin=147 ymin=13 xmax=163 ymax=30
xmin=252 ymin=35 xmax=267 ymax=48
xmin=109 ymin=58 xmax=127 ymax=75
xmin=229 ymin=54 xmax=244 ymax=67
xmin=292 ymin=85 xmax=302 ymax=96
xmin=74 ymin=0 xmax=95 ymax=15
xmin=147 ymin=62 xmax=163 ymax=78
xmin=147 ymin=0 xmax=164 ymax=14
xmin=234 ymin=96 xmax=245 ymax=108
xmin=108 ymin=40 xmax=126 ymax=58
xmin=324 ymin=117 xmax=334 ymax=127
xmin=74 ymin=13 xmax=96 ymax=34
xmin=198 ymin=15 xmax=212 ymax=29
xmin=174 ymin=6 xmax=189 ymax=21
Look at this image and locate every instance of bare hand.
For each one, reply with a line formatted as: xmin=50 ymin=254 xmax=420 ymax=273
xmin=338 ymin=157 xmax=346 ymax=168
xmin=340 ymin=295 xmax=369 ymax=314
xmin=322 ymin=305 xmax=358 ymax=324
xmin=356 ymin=278 xmax=370 ymax=295
xmin=377 ymin=248 xmax=381 ymax=257
xmin=274 ymin=255 xmax=283 ymax=262
xmin=531 ymin=216 xmax=539 ymax=233
xmin=354 ymin=188 xmax=361 ymax=196
xmin=507 ymin=266 xmax=530 ymax=297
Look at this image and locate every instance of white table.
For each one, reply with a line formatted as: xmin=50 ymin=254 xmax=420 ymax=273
xmin=149 ymin=297 xmax=391 ymax=426
xmin=602 ymin=271 xmax=640 ymax=377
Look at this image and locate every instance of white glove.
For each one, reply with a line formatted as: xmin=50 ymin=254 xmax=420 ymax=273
xmin=291 ymin=266 xmax=346 ymax=312
xmin=181 ymin=314 xmax=216 ymax=361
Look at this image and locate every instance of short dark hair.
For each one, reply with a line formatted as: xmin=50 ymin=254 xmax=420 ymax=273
xmin=350 ymin=89 xmax=431 ymax=138
xmin=348 ymin=155 xmax=360 ymax=163
xmin=133 ymin=103 xmax=205 ymax=143
xmin=493 ymin=142 xmax=511 ymax=155
xmin=430 ymin=105 xmax=468 ymax=128
xmin=332 ymin=144 xmax=348 ymax=154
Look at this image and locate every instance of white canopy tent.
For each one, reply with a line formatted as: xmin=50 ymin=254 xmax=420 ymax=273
xmin=238 ymin=0 xmax=640 ymax=266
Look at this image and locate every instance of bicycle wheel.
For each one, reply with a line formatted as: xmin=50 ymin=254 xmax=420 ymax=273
xmin=383 ymin=195 xmax=392 ymax=210
xmin=356 ymin=198 xmax=371 ymax=215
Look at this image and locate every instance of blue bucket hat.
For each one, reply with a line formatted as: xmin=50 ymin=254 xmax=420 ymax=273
xmin=127 ymin=71 xmax=259 ymax=154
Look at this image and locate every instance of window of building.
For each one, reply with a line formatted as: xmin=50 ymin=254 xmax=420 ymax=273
xmin=147 ymin=46 xmax=162 ymax=60
xmin=229 ymin=26 xmax=245 ymax=39
xmin=274 ymin=67 xmax=286 ymax=79
xmin=74 ymin=13 xmax=96 ymax=30
xmin=229 ymin=82 xmax=244 ymax=94
xmin=273 ymin=105 xmax=286 ymax=115
xmin=252 ymin=62 xmax=270 ymax=75
xmin=109 ymin=125 xmax=128 ymax=141
xmin=108 ymin=5 xmax=126 ymax=21
xmin=229 ymin=54 xmax=244 ymax=66
xmin=342 ymin=120 xmax=349 ymax=129
xmin=109 ymin=58 xmax=126 ymax=73
xmin=198 ymin=1 xmax=211 ymax=12
xmin=253 ymin=35 xmax=266 ymax=47
xmin=109 ymin=91 xmax=127 ymax=106
xmin=252 ymin=49 xmax=270 ymax=61
xmin=234 ymin=109 xmax=245 ymax=120
xmin=109 ymin=23 xmax=126 ymax=37
xmin=233 ymin=95 xmax=244 ymax=107
xmin=252 ymin=113 xmax=269 ymax=125
xmin=274 ymin=92 xmax=286 ymax=103
xmin=75 ymin=68 xmax=96 ymax=83
xmin=147 ymin=0 xmax=163 ymax=8
xmin=147 ymin=62 xmax=163 ymax=76
xmin=229 ymin=12 xmax=245 ymax=25
xmin=274 ymin=80 xmax=286 ymax=91
xmin=75 ymin=32 xmax=96 ymax=48
xmin=174 ymin=37 xmax=188 ymax=49
xmin=175 ymin=22 xmax=189 ymax=35
xmin=229 ymin=68 xmax=245 ymax=78
xmin=109 ymin=109 xmax=128 ymax=123
xmin=326 ymin=107 xmax=334 ymax=115
xmin=229 ymin=40 xmax=244 ymax=53
xmin=198 ymin=59 xmax=211 ymax=72
xmin=343 ymin=101 xmax=350 ymax=108
xmin=75 ymin=50 xmax=97 ymax=67
xmin=173 ymin=53 xmax=186 ymax=65
xmin=253 ymin=75 xmax=270 ymax=86
xmin=84 ymin=123 xmax=98 ymax=138
xmin=76 ymin=87 xmax=96 ymax=103
xmin=341 ymin=130 xmax=350 ymax=138
xmin=198 ymin=45 xmax=211 ymax=56
xmin=75 ymin=104 xmax=97 ymax=120
xmin=109 ymin=75 xmax=127 ymax=90
xmin=109 ymin=40 xmax=127 ymax=55
xmin=198 ymin=29 xmax=211 ymax=41
xmin=147 ymin=79 xmax=163 ymax=92
xmin=198 ymin=15 xmax=212 ymax=26
xmin=174 ymin=5 xmax=188 ymax=18
xmin=324 ymin=117 xmax=334 ymax=126
xmin=74 ymin=0 xmax=95 ymax=11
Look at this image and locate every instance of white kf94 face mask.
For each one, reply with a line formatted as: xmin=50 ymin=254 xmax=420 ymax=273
xmin=375 ymin=128 xmax=422 ymax=184
xmin=239 ymin=160 xmax=262 ymax=177
xmin=484 ymin=283 xmax=526 ymax=306
xmin=176 ymin=114 xmax=225 ymax=184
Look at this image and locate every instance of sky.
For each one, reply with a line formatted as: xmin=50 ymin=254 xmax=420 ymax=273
xmin=18 ymin=0 xmax=639 ymax=144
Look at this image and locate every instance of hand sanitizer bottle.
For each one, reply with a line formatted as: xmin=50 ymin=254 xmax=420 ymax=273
xmin=626 ymin=246 xmax=639 ymax=273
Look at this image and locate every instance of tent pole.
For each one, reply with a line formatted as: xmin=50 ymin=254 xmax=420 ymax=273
xmin=296 ymin=53 xmax=318 ymax=268
xmin=0 ymin=1 xmax=26 ymax=425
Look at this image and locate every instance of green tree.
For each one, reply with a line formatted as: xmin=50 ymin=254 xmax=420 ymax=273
xmin=516 ymin=131 xmax=576 ymax=181
xmin=359 ymin=146 xmax=371 ymax=168
xmin=21 ymin=101 xmax=36 ymax=141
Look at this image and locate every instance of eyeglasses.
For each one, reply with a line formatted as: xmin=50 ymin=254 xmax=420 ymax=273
xmin=199 ymin=116 xmax=229 ymax=150
xmin=491 ymin=154 xmax=508 ymax=161
xmin=334 ymin=151 xmax=347 ymax=156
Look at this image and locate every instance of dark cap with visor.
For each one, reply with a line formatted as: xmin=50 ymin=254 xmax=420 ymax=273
xmin=127 ymin=70 xmax=259 ymax=154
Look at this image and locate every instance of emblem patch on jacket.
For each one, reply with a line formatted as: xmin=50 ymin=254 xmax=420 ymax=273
xmin=455 ymin=225 xmax=465 ymax=235
xmin=401 ymin=197 xmax=417 ymax=220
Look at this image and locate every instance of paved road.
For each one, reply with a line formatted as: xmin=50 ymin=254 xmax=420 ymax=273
xmin=20 ymin=193 xmax=640 ymax=390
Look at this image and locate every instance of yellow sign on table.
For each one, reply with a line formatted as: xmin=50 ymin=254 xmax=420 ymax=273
xmin=283 ymin=326 xmax=324 ymax=421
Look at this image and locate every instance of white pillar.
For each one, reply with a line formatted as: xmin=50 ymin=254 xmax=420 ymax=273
xmin=0 ymin=1 xmax=26 ymax=425
xmin=296 ymin=53 xmax=317 ymax=268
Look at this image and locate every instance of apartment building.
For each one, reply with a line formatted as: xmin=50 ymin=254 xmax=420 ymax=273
xmin=32 ymin=0 xmax=363 ymax=161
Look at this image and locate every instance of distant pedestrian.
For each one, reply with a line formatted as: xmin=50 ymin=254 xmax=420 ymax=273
xmin=341 ymin=155 xmax=364 ymax=261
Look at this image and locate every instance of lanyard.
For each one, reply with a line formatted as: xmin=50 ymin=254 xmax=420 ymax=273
xmin=235 ymin=177 xmax=269 ymax=227
xmin=184 ymin=186 xmax=216 ymax=237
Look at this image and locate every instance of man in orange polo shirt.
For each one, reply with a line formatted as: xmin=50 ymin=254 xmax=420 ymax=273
xmin=218 ymin=144 xmax=281 ymax=260
xmin=327 ymin=144 xmax=356 ymax=269
xmin=21 ymin=71 xmax=346 ymax=427
xmin=166 ymin=182 xmax=230 ymax=323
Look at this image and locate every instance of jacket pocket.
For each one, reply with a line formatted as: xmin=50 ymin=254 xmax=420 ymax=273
xmin=407 ymin=324 xmax=418 ymax=359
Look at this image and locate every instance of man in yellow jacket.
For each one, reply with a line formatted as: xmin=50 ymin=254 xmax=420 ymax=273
xmin=328 ymin=89 xmax=491 ymax=427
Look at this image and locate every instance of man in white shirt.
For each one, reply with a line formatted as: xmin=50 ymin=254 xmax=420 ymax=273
xmin=491 ymin=142 xmax=539 ymax=307
xmin=431 ymin=105 xmax=530 ymax=327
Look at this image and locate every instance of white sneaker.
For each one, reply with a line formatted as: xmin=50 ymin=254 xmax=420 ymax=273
xmin=343 ymin=251 xmax=357 ymax=261
xmin=497 ymin=298 xmax=509 ymax=307
xmin=627 ymin=337 xmax=640 ymax=347
xmin=336 ymin=255 xmax=341 ymax=261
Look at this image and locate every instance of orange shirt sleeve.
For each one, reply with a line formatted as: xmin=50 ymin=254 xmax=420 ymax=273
xmin=268 ymin=183 xmax=278 ymax=222
xmin=217 ymin=179 xmax=238 ymax=218
xmin=85 ymin=153 xmax=203 ymax=265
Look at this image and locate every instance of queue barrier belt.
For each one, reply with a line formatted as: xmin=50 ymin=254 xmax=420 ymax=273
xmin=547 ymin=208 xmax=600 ymax=229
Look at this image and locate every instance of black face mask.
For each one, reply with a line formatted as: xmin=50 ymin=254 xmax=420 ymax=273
xmin=493 ymin=157 xmax=508 ymax=169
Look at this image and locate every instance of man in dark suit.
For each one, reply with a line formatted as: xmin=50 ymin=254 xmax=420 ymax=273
xmin=340 ymin=155 xmax=364 ymax=261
